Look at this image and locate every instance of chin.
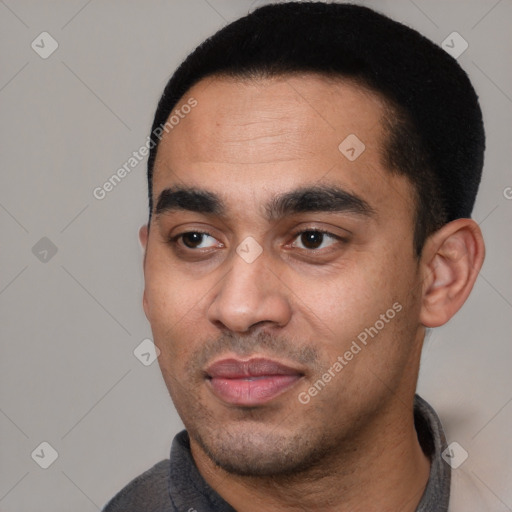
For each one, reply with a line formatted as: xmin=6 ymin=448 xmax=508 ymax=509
xmin=190 ymin=421 xmax=330 ymax=477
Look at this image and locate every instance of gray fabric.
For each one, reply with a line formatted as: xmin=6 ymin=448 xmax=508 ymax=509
xmin=415 ymin=395 xmax=451 ymax=511
xmin=102 ymin=394 xmax=450 ymax=511
xmin=102 ymin=459 xmax=171 ymax=512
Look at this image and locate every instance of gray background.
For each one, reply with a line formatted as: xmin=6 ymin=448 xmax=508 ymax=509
xmin=1 ymin=0 xmax=511 ymax=510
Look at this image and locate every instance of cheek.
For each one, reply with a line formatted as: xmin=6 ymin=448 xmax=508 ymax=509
xmin=144 ymin=249 xmax=196 ymax=321
xmin=143 ymin=260 xmax=203 ymax=360
xmin=299 ymin=249 xmax=417 ymax=352
xmin=296 ymin=261 xmax=383 ymax=323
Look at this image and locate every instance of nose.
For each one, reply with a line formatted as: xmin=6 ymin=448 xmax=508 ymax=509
xmin=207 ymin=248 xmax=292 ymax=334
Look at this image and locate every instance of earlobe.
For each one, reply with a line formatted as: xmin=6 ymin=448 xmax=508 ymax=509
xmin=419 ymin=219 xmax=485 ymax=327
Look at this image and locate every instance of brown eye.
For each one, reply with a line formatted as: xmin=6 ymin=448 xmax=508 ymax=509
xmin=300 ymin=231 xmax=325 ymax=249
xmin=291 ymin=230 xmax=339 ymax=250
xmin=182 ymin=232 xmax=206 ymax=248
xmin=175 ymin=232 xmax=219 ymax=249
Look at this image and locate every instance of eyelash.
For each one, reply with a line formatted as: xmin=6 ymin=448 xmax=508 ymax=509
xmin=168 ymin=228 xmax=346 ymax=252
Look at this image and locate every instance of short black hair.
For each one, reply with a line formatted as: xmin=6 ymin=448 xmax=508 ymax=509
xmin=147 ymin=1 xmax=485 ymax=256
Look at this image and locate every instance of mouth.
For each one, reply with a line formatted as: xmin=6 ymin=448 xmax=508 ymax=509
xmin=205 ymin=357 xmax=304 ymax=406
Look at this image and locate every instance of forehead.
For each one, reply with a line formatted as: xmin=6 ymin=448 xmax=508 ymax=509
xmin=151 ymin=74 xmax=414 ymax=222
xmin=157 ymin=74 xmax=387 ymax=168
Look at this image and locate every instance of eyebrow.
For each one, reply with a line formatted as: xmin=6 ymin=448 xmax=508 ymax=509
xmin=154 ymin=184 xmax=375 ymax=221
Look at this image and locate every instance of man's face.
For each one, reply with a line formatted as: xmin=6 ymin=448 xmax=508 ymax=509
xmin=142 ymin=74 xmax=425 ymax=476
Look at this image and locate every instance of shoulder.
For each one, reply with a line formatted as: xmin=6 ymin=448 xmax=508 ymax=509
xmin=102 ymin=459 xmax=171 ymax=512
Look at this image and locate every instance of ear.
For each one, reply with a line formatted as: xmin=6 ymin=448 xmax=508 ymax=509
xmin=139 ymin=224 xmax=149 ymax=251
xmin=138 ymin=224 xmax=150 ymax=319
xmin=419 ymin=218 xmax=485 ymax=327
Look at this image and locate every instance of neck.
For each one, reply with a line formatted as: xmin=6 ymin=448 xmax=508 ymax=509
xmin=190 ymin=397 xmax=431 ymax=512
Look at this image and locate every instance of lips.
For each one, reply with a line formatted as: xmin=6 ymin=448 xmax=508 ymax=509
xmin=205 ymin=357 xmax=303 ymax=406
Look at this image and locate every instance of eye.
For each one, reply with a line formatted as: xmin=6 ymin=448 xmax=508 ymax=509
xmin=174 ymin=231 xmax=221 ymax=249
xmin=290 ymin=230 xmax=341 ymax=250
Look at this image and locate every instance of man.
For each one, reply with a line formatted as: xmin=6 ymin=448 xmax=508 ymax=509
xmin=104 ymin=2 xmax=487 ymax=510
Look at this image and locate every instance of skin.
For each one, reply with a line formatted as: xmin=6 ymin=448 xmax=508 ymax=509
xmin=139 ymin=74 xmax=485 ymax=511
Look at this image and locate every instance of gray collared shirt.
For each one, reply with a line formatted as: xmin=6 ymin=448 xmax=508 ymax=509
xmin=103 ymin=394 xmax=450 ymax=511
